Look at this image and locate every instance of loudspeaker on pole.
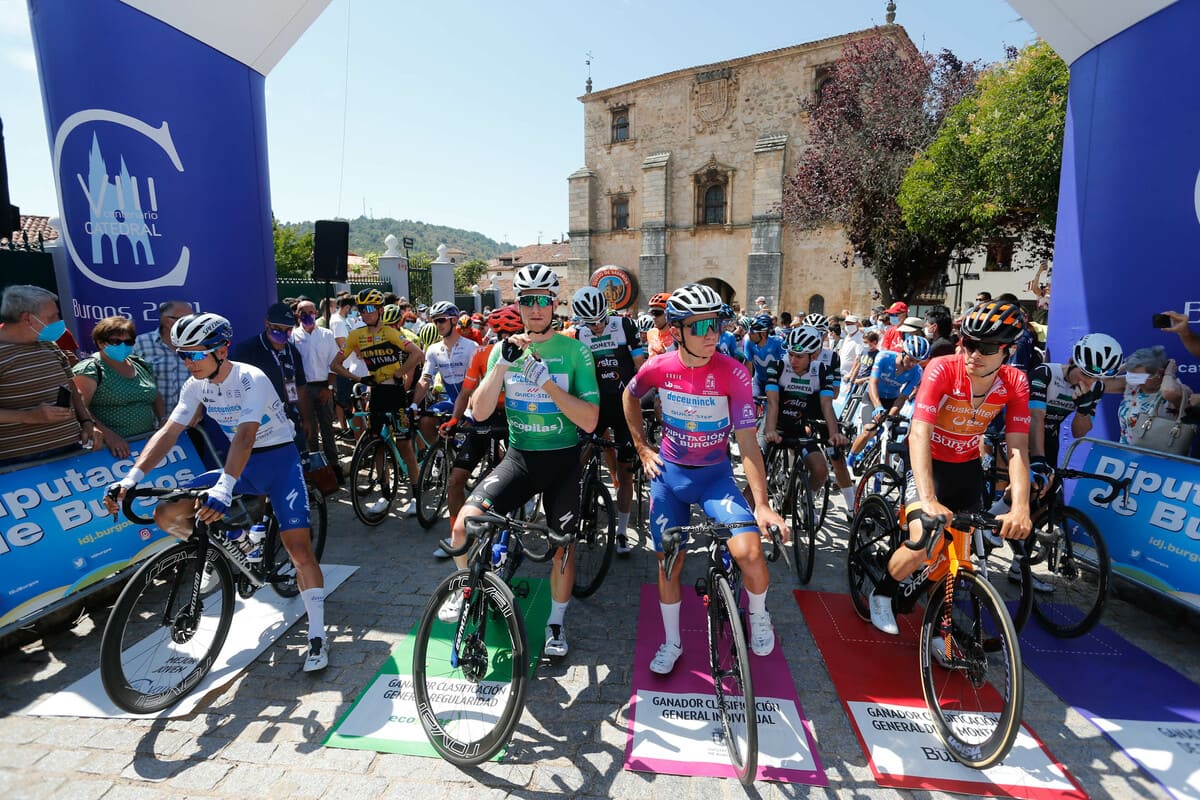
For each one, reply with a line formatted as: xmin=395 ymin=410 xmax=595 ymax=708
xmin=312 ymin=219 xmax=349 ymax=282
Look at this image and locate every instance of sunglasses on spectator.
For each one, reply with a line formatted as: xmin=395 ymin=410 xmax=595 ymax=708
xmin=177 ymin=347 xmax=219 ymax=362
xmin=684 ymin=318 xmax=720 ymax=337
xmin=960 ymin=337 xmax=1003 ymax=356
xmin=518 ymin=295 xmax=554 ymax=308
xmin=105 ymin=337 xmax=136 ymax=346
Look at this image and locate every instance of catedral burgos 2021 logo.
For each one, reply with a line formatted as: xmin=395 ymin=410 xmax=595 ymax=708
xmin=54 ymin=110 xmax=189 ymax=290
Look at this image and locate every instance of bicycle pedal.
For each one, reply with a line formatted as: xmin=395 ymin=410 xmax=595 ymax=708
xmin=512 ymin=579 xmax=530 ymax=598
xmin=236 ymin=576 xmax=257 ymax=599
xmin=693 ymin=577 xmax=708 ymax=598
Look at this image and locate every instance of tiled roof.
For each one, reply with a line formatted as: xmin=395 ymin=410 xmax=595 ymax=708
xmin=9 ymin=215 xmax=59 ymax=244
xmin=494 ymin=241 xmax=571 ymax=268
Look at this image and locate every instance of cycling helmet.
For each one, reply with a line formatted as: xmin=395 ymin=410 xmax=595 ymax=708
xmin=749 ymin=313 xmax=773 ymax=333
xmin=171 ymin=312 xmax=232 ymax=349
xmin=960 ymin=300 xmax=1026 ymax=344
xmin=572 ymin=286 xmax=608 ymax=324
xmin=355 ymin=288 xmax=384 ymax=307
xmin=665 ymin=283 xmax=724 ymax=323
xmin=786 ymin=325 xmax=824 ymax=355
xmin=418 ymin=322 xmax=439 ymax=349
xmin=512 ymin=263 xmax=560 ymax=297
xmin=802 ymin=313 xmax=830 ymax=333
xmin=903 ymin=335 xmax=932 ymax=360
xmin=738 ymin=315 xmax=754 ymax=330
xmin=429 ymin=300 xmax=459 ymax=319
xmin=648 ymin=292 xmax=671 ymax=311
xmin=1072 ymin=333 xmax=1123 ymax=378
xmin=380 ymin=304 xmax=403 ymax=326
xmin=488 ymin=305 xmax=523 ymax=334
xmin=416 ymin=303 xmax=428 ymax=314
xmin=635 ymin=313 xmax=655 ymax=333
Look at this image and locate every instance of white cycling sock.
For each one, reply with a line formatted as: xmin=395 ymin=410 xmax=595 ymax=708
xmin=548 ymin=600 xmax=569 ymax=628
xmin=660 ymin=601 xmax=681 ymax=648
xmin=842 ymin=486 xmax=856 ymax=509
xmin=301 ymin=588 xmax=325 ymax=641
xmin=746 ymin=588 xmax=768 ymax=616
xmin=616 ymin=510 xmax=630 ymax=538
xmin=990 ymin=497 xmax=1011 ymax=516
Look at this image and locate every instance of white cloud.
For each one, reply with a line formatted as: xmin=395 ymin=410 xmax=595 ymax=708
xmin=1 ymin=45 xmax=35 ymax=73
xmin=0 ymin=0 xmax=31 ymax=38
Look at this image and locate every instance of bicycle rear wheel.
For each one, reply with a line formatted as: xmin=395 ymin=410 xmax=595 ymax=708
xmin=816 ymin=471 xmax=834 ymax=530
xmin=573 ymin=478 xmax=616 ymax=598
xmin=633 ymin=465 xmax=648 ymax=551
xmin=919 ymin=571 xmax=1023 ymax=770
xmin=789 ymin=467 xmax=817 ymax=584
xmin=765 ymin=445 xmax=793 ymax=514
xmin=99 ymin=544 xmax=235 ymax=714
xmin=973 ymin=538 xmax=1032 ymax=633
xmin=412 ymin=570 xmax=529 ymax=766
xmin=350 ymin=435 xmax=400 ymax=526
xmin=1030 ymin=506 xmax=1110 ymax=637
xmin=707 ymin=572 xmax=758 ymax=784
xmin=846 ymin=495 xmax=900 ymax=621
xmin=854 ymin=463 xmax=905 ymax=515
xmin=416 ymin=443 xmax=450 ymax=529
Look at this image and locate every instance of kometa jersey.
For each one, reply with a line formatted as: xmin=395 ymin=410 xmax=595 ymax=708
xmin=573 ymin=315 xmax=644 ymax=396
xmin=912 ymin=355 xmax=1031 ymax=463
xmin=765 ymin=357 xmax=835 ymax=434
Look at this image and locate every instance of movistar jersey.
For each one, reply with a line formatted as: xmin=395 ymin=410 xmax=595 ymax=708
xmin=744 ymin=335 xmax=786 ymax=386
xmin=870 ymin=350 xmax=922 ymax=401
xmin=486 ymin=333 xmax=599 ymax=451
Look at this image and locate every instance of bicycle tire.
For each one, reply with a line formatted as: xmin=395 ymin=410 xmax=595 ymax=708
xmin=789 ymin=465 xmax=817 ymax=584
xmin=816 ymin=471 xmax=834 ymax=530
xmin=919 ymin=571 xmax=1024 ymax=770
xmin=765 ymin=445 xmax=793 ymax=514
xmin=1030 ymin=505 xmax=1110 ymax=637
xmin=632 ymin=466 xmax=649 ymax=551
xmin=412 ymin=570 xmax=529 ymax=766
xmin=572 ymin=478 xmax=616 ymax=598
xmin=350 ymin=435 xmax=401 ymax=526
xmin=416 ymin=444 xmax=451 ymax=529
xmin=854 ymin=463 xmax=906 ymax=515
xmin=846 ymin=496 xmax=900 ymax=621
xmin=269 ymin=488 xmax=328 ymax=598
xmin=99 ymin=544 xmax=235 ymax=714
xmin=707 ymin=572 xmax=758 ymax=784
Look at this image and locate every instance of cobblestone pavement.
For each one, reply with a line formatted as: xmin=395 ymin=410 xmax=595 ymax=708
xmin=2 ymin=465 xmax=1198 ymax=800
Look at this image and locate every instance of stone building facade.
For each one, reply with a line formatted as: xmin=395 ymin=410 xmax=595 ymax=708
xmin=567 ymin=27 xmax=910 ymax=315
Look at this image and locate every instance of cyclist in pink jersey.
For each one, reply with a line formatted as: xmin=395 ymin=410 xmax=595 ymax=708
xmin=624 ymin=284 xmax=789 ymax=675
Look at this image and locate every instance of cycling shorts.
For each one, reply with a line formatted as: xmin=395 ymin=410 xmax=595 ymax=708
xmin=595 ymin=397 xmax=636 ymax=463
xmin=369 ymin=383 xmax=413 ymax=440
xmin=649 ymin=460 xmax=757 ymax=552
xmin=465 ymin=444 xmax=583 ymax=536
xmin=185 ymin=443 xmax=310 ymax=531
xmin=904 ymin=457 xmax=983 ymax=524
xmin=452 ymin=415 xmax=508 ymax=472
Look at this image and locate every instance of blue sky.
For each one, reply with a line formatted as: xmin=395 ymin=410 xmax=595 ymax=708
xmin=1 ymin=0 xmax=1034 ymax=249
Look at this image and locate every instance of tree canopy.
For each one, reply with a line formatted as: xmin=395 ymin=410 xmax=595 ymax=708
xmin=898 ymin=41 xmax=1067 ymax=264
xmin=782 ymin=32 xmax=979 ymax=303
xmin=272 ymin=215 xmax=313 ymax=279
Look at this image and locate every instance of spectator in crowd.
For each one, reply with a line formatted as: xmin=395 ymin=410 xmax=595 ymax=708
xmin=1162 ymin=310 xmax=1200 ymax=358
xmin=923 ymin=306 xmax=957 ymax=358
xmin=880 ymin=301 xmax=908 ymax=352
xmin=996 ymin=292 xmax=1039 ymax=374
xmin=1026 ymin=262 xmax=1050 ymax=323
xmin=1116 ymin=346 xmax=1190 ymax=446
xmin=976 ymin=291 xmax=993 ymax=304
xmin=330 ymin=295 xmax=366 ymax=430
xmin=291 ymin=298 xmax=344 ymax=483
xmin=72 ymin=316 xmax=162 ymax=458
xmin=838 ymin=314 xmax=864 ymax=391
xmin=231 ymin=303 xmax=310 ymax=450
xmin=0 ymin=285 xmax=103 ymax=464
xmin=133 ymin=300 xmax=193 ymax=410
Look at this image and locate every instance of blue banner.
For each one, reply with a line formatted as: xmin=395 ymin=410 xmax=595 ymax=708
xmin=0 ymin=438 xmax=207 ymax=628
xmin=1067 ymin=439 xmax=1200 ymax=611
xmin=27 ymin=0 xmax=276 ymax=344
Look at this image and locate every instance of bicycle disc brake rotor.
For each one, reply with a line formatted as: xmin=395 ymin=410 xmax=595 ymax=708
xmin=170 ymin=611 xmax=199 ymax=644
xmin=459 ymin=634 xmax=489 ymax=682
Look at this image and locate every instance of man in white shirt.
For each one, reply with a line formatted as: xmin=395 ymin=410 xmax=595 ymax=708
xmin=292 ymin=299 xmax=343 ymax=482
xmin=329 ymin=296 xmax=367 ymax=433
xmin=837 ymin=314 xmax=865 ymax=397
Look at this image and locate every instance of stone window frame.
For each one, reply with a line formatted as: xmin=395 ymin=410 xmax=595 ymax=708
xmin=694 ymin=163 xmax=731 ymax=226
xmin=611 ymin=195 xmax=630 ymax=231
xmin=808 ymin=294 xmax=825 ymax=314
xmin=813 ymin=63 xmax=834 ymax=105
xmin=611 ymin=106 xmax=632 ymax=144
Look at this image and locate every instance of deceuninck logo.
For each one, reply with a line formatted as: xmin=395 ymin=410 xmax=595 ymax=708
xmin=54 ymin=109 xmax=190 ymax=290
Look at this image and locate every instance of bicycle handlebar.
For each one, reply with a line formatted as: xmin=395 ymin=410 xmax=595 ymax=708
xmin=1056 ymin=468 xmax=1130 ymax=505
xmin=660 ymin=523 xmax=783 ymax=579
xmin=437 ymin=510 xmax=572 ymax=565
xmin=118 ymin=485 xmax=201 ymax=524
xmin=903 ymin=511 xmax=1001 ymax=558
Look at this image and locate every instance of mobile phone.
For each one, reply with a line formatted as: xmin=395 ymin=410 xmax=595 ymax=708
xmin=1152 ymin=313 xmax=1171 ymax=329
xmin=55 ymin=385 xmax=72 ymax=408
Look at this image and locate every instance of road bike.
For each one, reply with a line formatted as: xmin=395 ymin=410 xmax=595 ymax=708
xmin=411 ymin=510 xmax=571 ymax=765
xmin=99 ymin=485 xmax=327 ymax=713
xmin=661 ymin=521 xmax=783 ymax=785
xmin=348 ymin=394 xmax=437 ymax=525
xmin=764 ymin=436 xmax=819 ymax=584
xmin=846 ymin=502 xmax=1023 ymax=769
xmin=416 ymin=417 xmax=508 ymax=529
xmin=573 ymin=433 xmax=618 ymax=597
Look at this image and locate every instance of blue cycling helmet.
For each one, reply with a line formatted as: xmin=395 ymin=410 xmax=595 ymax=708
xmin=903 ymin=335 xmax=931 ymax=360
xmin=749 ymin=313 xmax=773 ymax=333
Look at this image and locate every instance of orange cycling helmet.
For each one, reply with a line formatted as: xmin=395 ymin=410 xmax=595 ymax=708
xmin=649 ymin=292 xmax=671 ymax=310
xmin=488 ymin=305 xmax=523 ymax=334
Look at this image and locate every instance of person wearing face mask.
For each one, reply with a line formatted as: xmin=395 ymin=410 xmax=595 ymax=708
xmin=879 ymin=301 xmax=909 ymax=353
xmin=72 ymin=316 xmax=162 ymax=459
xmin=837 ymin=314 xmax=864 ymax=397
xmin=0 ymin=285 xmax=103 ymax=464
xmin=291 ymin=299 xmax=343 ymax=483
xmin=231 ymin=303 xmax=311 ymax=452
xmin=1114 ymin=346 xmax=1189 ymax=447
xmin=923 ymin=306 xmax=956 ymax=359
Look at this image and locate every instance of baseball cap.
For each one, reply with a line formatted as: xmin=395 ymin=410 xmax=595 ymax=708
xmin=266 ymin=302 xmax=296 ymax=326
xmin=886 ymin=301 xmax=908 ymax=315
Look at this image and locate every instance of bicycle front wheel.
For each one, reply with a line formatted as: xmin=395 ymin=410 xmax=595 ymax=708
xmin=573 ymin=478 xmax=616 ymax=598
xmin=416 ymin=443 xmax=450 ymax=529
xmin=1030 ymin=505 xmax=1110 ymax=637
xmin=919 ymin=570 xmax=1024 ymax=770
xmin=350 ymin=435 xmax=400 ymax=526
xmin=764 ymin=445 xmax=793 ymax=514
xmin=789 ymin=467 xmax=817 ymax=584
xmin=99 ymin=544 xmax=235 ymax=714
xmin=707 ymin=572 xmax=758 ymax=784
xmin=412 ymin=570 xmax=529 ymax=766
xmin=854 ymin=463 xmax=905 ymax=515
xmin=846 ymin=496 xmax=901 ymax=621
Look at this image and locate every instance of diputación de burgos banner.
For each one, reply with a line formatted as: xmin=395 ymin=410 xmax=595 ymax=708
xmin=28 ymin=0 xmax=277 ymax=346
xmin=1066 ymin=438 xmax=1200 ymax=611
xmin=0 ymin=437 xmax=207 ymax=628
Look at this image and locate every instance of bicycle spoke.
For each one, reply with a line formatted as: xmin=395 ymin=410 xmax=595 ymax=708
xmin=1030 ymin=506 xmax=1109 ymax=637
xmin=707 ymin=574 xmax=757 ymax=784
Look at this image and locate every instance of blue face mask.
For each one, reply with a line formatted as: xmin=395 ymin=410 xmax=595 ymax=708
xmin=32 ymin=315 xmax=66 ymax=343
xmin=105 ymin=343 xmax=133 ymax=362
xmin=889 ymin=314 xmax=901 ymax=325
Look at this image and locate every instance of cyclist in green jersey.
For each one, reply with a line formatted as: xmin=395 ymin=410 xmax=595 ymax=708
xmin=437 ymin=264 xmax=600 ymax=658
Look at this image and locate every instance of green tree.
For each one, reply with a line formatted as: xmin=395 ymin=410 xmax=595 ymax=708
xmin=454 ymin=258 xmax=490 ymax=293
xmin=272 ymin=215 xmax=313 ymax=278
xmin=899 ymin=41 xmax=1068 ymax=263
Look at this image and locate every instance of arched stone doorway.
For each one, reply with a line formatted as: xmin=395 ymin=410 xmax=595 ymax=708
xmin=697 ymin=277 xmax=736 ymax=307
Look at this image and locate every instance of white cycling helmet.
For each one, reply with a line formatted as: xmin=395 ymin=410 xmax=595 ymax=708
xmin=802 ymin=313 xmax=830 ymax=333
xmin=429 ymin=300 xmax=459 ymax=319
xmin=1073 ymin=333 xmax=1123 ymax=378
xmin=512 ymin=263 xmax=560 ymax=297
xmin=786 ymin=325 xmax=824 ymax=355
xmin=635 ymin=313 xmax=655 ymax=333
xmin=572 ymin=286 xmax=608 ymax=324
xmin=665 ymin=283 xmax=724 ymax=323
xmin=171 ymin=312 xmax=233 ymax=349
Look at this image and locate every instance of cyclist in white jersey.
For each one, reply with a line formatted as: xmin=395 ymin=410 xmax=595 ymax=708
xmin=106 ymin=313 xmax=328 ymax=672
xmin=415 ymin=301 xmax=479 ymax=446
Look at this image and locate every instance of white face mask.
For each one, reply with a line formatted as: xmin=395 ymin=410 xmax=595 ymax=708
xmin=924 ymin=325 xmax=936 ymax=339
xmin=845 ymin=324 xmax=857 ymax=335
xmin=1125 ymin=371 xmax=1151 ymax=387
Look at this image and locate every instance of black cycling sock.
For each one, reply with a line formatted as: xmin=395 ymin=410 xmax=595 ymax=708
xmin=875 ymin=574 xmax=900 ymax=597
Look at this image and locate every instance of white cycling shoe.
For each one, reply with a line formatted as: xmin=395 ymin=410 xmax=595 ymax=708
xmin=649 ymin=642 xmax=683 ymax=675
xmin=303 ymin=637 xmax=329 ymax=672
xmin=365 ymin=498 xmax=391 ymax=515
xmin=437 ymin=589 xmax=464 ymax=623
xmin=748 ymin=611 xmax=775 ymax=656
xmin=929 ymin=635 xmax=951 ymax=669
xmin=544 ymin=624 xmax=568 ymax=657
xmin=199 ymin=561 xmax=219 ymax=595
xmin=869 ymin=591 xmax=899 ymax=635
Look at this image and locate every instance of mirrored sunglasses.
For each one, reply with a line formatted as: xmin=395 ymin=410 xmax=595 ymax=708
xmin=177 ymin=347 xmax=219 ymax=362
xmin=686 ymin=318 xmax=720 ymax=337
xmin=518 ymin=295 xmax=553 ymax=308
